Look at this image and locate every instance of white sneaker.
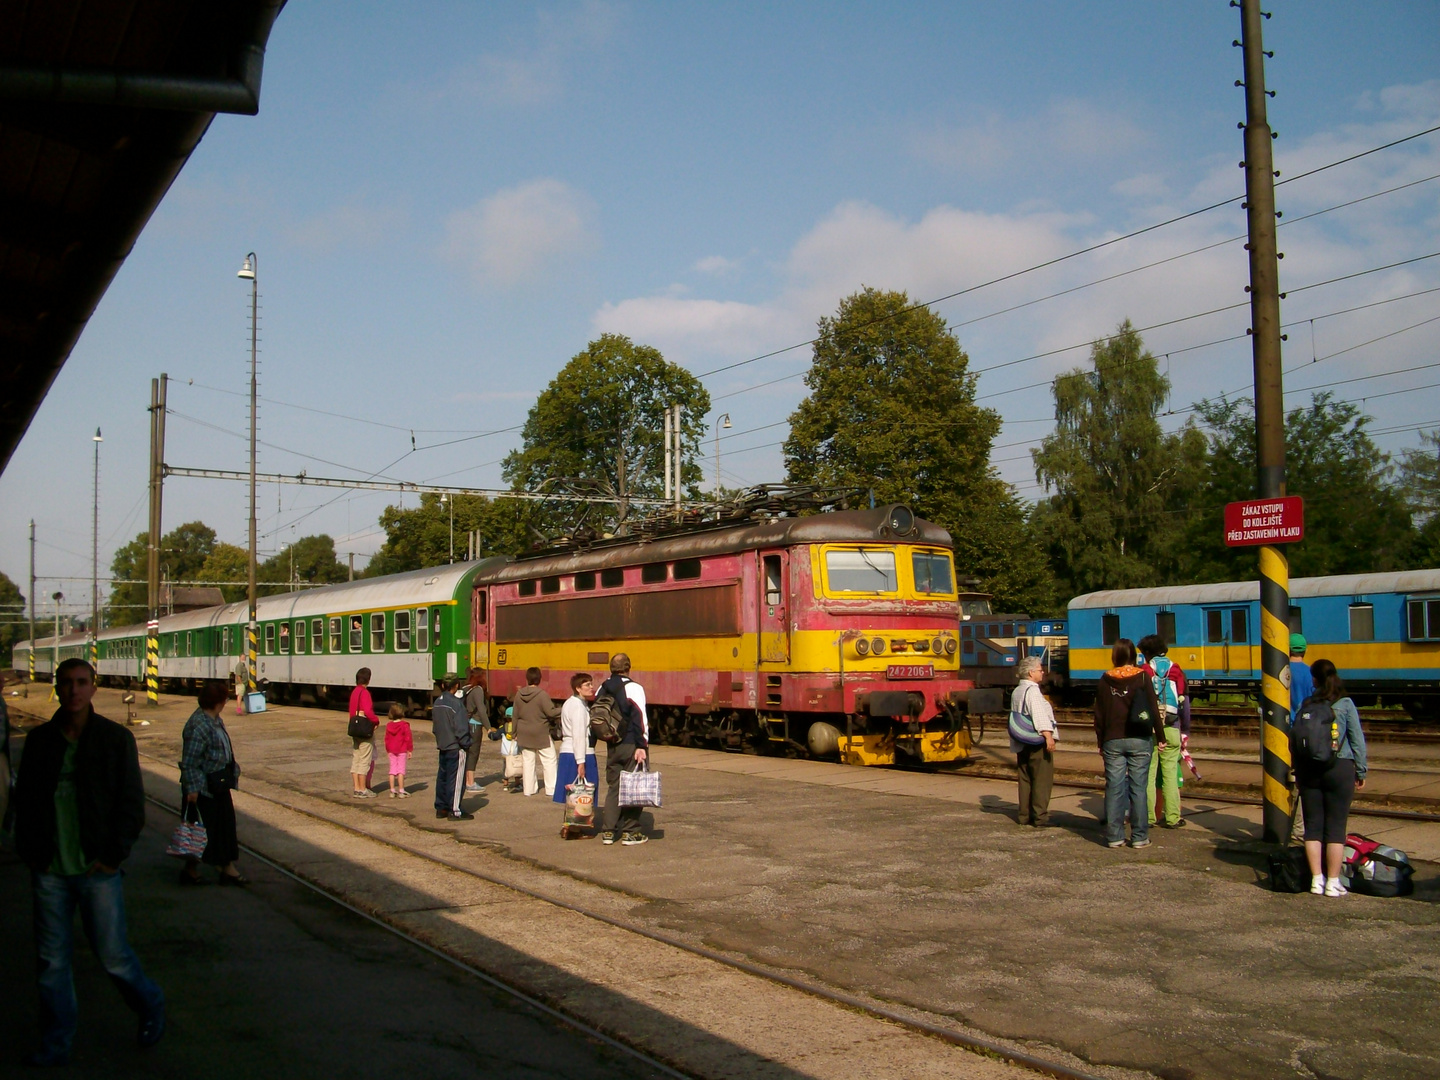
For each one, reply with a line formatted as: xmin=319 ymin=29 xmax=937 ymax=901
xmin=1324 ymin=878 xmax=1348 ymax=897
xmin=1310 ymin=875 xmax=1325 ymax=895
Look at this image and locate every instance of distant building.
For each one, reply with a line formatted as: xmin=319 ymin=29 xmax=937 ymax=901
xmin=161 ymin=585 xmax=226 ymax=614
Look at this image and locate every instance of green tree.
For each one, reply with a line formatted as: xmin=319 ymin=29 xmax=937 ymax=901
xmin=259 ymin=534 xmax=350 ymax=593
xmin=107 ymin=521 xmax=218 ymax=624
xmin=1179 ymin=393 xmax=1415 ymax=580
xmin=784 ymin=287 xmax=1053 ymax=611
xmin=365 ymin=494 xmax=535 ymax=576
xmin=194 ymin=543 xmax=249 ymax=603
xmin=1030 ymin=321 xmax=1207 ymax=596
xmin=502 ymin=333 xmax=711 ymax=534
xmin=0 ymin=570 xmax=26 ymax=664
xmin=1398 ymin=431 xmax=1440 ymax=568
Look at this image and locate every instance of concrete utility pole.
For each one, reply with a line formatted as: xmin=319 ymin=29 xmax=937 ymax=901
xmin=91 ymin=427 xmax=102 ymax=667
xmin=28 ymin=519 xmax=35 ymax=684
xmin=146 ymin=375 xmax=167 ymax=705
xmin=1237 ymin=0 xmax=1292 ymax=845
xmin=238 ymin=253 xmax=259 ymax=705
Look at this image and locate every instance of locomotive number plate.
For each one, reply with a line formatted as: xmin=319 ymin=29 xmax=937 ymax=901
xmin=886 ymin=664 xmax=934 ymax=680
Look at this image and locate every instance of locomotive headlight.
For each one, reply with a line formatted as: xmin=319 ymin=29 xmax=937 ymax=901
xmin=855 ymin=637 xmax=870 ymax=656
xmin=944 ymin=638 xmax=957 ymax=655
xmin=932 ymin=637 xmax=945 ymax=655
xmin=870 ymin=637 xmax=886 ymax=655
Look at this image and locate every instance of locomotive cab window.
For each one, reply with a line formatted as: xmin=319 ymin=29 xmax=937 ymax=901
xmin=540 ymin=576 xmax=561 ymax=595
xmin=601 ymin=567 xmax=624 ymax=588
xmin=824 ymin=548 xmax=897 ymax=593
xmin=370 ymin=613 xmax=386 ymax=652
xmin=518 ymin=580 xmax=537 ymax=597
xmin=1348 ymin=603 xmax=1374 ymax=642
xmin=1102 ymin=614 xmax=1120 ymax=645
xmin=417 ymin=608 xmax=430 ymax=652
xmin=575 ymin=571 xmax=596 ymax=591
xmin=911 ymin=550 xmax=954 ymax=594
xmin=641 ymin=563 xmax=668 ymax=584
xmin=764 ymin=555 xmax=782 ymax=606
xmin=395 ymin=609 xmax=412 ymax=651
xmin=1155 ymin=611 xmax=1176 ymax=645
xmin=475 ymin=592 xmax=487 ymax=623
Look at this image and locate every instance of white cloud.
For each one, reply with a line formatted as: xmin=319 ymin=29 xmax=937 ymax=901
xmin=440 ymin=1 xmax=623 ymax=107
xmin=442 ymin=179 xmax=597 ymax=287
xmin=911 ymin=98 xmax=1149 ymax=175
xmin=694 ymin=254 xmax=740 ymax=274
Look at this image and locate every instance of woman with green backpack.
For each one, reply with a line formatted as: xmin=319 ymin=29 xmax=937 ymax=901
xmin=1293 ymin=659 xmax=1368 ymax=897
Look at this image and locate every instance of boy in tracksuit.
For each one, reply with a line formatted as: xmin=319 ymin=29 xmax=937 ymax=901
xmin=1140 ymin=634 xmax=1188 ymax=829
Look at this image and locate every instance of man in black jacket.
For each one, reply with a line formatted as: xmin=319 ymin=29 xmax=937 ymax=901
xmin=598 ymin=653 xmax=649 ymax=847
xmin=13 ymin=659 xmax=165 ymax=1066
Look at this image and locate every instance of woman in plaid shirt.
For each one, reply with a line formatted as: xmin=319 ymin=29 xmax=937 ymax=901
xmin=179 ymin=681 xmax=245 ymax=885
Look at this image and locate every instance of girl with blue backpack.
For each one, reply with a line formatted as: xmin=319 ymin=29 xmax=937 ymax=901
xmin=1294 ymin=659 xmax=1368 ymax=897
xmin=1139 ymin=635 xmax=1188 ymax=829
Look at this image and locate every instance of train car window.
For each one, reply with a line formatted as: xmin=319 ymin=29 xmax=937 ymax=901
xmin=417 ymin=608 xmax=430 ymax=652
xmin=518 ymin=580 xmax=537 ymax=597
xmin=1348 ymin=603 xmax=1374 ymax=642
xmin=432 ymin=608 xmax=442 ymax=648
xmin=1230 ymin=609 xmax=1249 ymax=644
xmin=312 ymin=619 xmax=324 ymax=652
xmin=1206 ymin=610 xmax=1224 ymax=643
xmin=1430 ymin=600 xmax=1440 ymax=640
xmin=349 ymin=617 xmax=363 ymax=652
xmin=764 ymin=555 xmax=782 ymax=605
xmin=575 ymin=571 xmax=596 ymax=591
xmin=824 ymin=549 xmax=897 ymax=593
xmin=540 ymin=577 xmax=561 ymax=594
xmin=295 ymin=621 xmax=306 ymax=653
xmin=641 ymin=563 xmax=668 ymax=584
xmin=1407 ymin=599 xmax=1440 ymax=641
xmin=221 ymin=628 xmax=230 ymax=655
xmin=475 ymin=592 xmax=487 ymax=623
xmin=330 ymin=617 xmax=342 ymax=653
xmin=1002 ymin=622 xmax=1015 ymax=637
xmin=674 ymin=559 xmax=702 ymax=581
xmin=911 ymin=551 xmax=954 ymax=594
xmin=278 ymin=624 xmax=290 ymax=654
xmin=395 ymin=609 xmax=412 ymax=651
xmin=1288 ymin=605 xmax=1303 ymax=634
xmin=1102 ymin=614 xmax=1120 ymax=645
xmin=601 ymin=567 xmax=625 ymax=588
xmin=370 ymin=613 xmax=386 ymax=652
xmin=264 ymin=624 xmax=275 ymax=654
xmin=1155 ymin=611 xmax=1176 ymax=644
xmin=186 ymin=631 xmax=193 ymax=657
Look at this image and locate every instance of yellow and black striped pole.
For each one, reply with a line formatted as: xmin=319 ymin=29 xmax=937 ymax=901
xmin=1239 ymin=0 xmax=1293 ymax=843
xmin=246 ymin=621 xmax=258 ymax=703
xmin=145 ymin=619 xmax=159 ymax=704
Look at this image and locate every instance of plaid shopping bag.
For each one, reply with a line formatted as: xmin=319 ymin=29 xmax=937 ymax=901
xmin=618 ymin=762 xmax=661 ymax=808
xmin=165 ymin=805 xmax=208 ymax=860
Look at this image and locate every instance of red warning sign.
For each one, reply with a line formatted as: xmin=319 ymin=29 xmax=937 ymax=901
xmin=1224 ymin=497 xmax=1304 ymax=547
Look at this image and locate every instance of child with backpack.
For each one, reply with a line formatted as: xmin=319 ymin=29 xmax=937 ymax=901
xmin=1140 ymin=635 xmax=1188 ymax=829
xmin=384 ymin=703 xmax=414 ymax=798
xmin=1292 ymin=659 xmax=1368 ymax=896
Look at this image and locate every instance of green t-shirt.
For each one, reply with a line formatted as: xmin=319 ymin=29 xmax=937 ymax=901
xmin=49 ymin=738 xmax=88 ymax=876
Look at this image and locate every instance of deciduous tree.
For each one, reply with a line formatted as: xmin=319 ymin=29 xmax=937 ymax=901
xmin=784 ymin=287 xmax=1052 ymax=611
xmin=366 ymin=494 xmax=534 ymax=576
xmin=0 ymin=571 xmax=25 ymax=664
xmin=107 ymin=521 xmax=218 ymax=624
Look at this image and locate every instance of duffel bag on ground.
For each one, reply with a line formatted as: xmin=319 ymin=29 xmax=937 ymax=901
xmin=1268 ymin=845 xmax=1311 ymax=893
xmin=1345 ymin=833 xmax=1415 ymax=897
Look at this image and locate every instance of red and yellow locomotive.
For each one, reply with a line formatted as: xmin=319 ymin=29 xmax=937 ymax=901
xmin=471 ymin=505 xmax=989 ymax=765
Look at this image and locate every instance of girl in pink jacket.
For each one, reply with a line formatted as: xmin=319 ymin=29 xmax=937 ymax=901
xmin=384 ymin=705 xmax=414 ymax=798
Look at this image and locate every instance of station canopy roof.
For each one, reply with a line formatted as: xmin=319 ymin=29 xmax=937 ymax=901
xmin=0 ymin=0 xmax=284 ymax=475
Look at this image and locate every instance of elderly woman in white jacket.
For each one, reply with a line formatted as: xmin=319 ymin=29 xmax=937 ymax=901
xmin=1009 ymin=656 xmax=1057 ymax=827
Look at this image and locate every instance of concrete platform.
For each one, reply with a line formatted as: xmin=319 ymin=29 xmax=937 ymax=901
xmin=9 ymin=689 xmax=1440 ymax=1080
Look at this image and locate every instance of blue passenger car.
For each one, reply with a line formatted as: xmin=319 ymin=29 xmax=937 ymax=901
xmin=1068 ymin=570 xmax=1440 ymax=717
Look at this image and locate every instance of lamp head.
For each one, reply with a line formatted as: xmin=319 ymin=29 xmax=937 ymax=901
xmin=93 ymin=427 xmax=102 ymax=443
xmin=721 ymin=414 xmax=732 ymax=429
xmin=237 ymin=254 xmax=256 ymax=280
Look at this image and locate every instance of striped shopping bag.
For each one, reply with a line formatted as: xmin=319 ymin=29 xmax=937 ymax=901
xmin=618 ymin=761 xmax=661 ymax=808
xmin=165 ymin=804 xmax=208 ymax=860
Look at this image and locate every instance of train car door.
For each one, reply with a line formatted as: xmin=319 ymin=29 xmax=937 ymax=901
xmin=758 ymin=551 xmax=790 ymax=665
xmin=1202 ymin=606 xmax=1254 ymax=677
xmin=471 ymin=587 xmax=491 ymax=671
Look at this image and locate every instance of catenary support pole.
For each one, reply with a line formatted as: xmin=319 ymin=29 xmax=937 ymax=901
xmin=1238 ymin=0 xmax=1292 ymax=845
xmin=91 ymin=427 xmax=101 ymax=667
xmin=146 ymin=375 xmax=166 ymax=704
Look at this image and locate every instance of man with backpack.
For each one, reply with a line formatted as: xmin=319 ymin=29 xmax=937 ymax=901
xmin=1140 ymin=635 xmax=1188 ymax=830
xmin=597 ymin=653 xmax=649 ymax=847
xmin=431 ymin=677 xmax=473 ymax=820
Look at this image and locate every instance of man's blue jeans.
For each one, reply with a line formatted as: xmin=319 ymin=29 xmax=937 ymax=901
xmin=1102 ymin=738 xmax=1154 ymax=845
xmin=32 ymin=870 xmax=164 ymax=1055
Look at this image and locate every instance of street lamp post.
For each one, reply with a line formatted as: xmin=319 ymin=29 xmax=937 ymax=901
xmin=237 ymin=253 xmax=259 ymax=705
xmin=441 ymin=494 xmax=453 ymax=563
xmin=51 ymin=590 xmax=63 ymax=699
xmin=91 ymin=428 xmax=102 ymax=666
xmin=714 ymin=413 xmax=731 ymax=519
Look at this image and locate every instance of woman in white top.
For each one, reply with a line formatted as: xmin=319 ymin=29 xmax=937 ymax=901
xmin=1010 ymin=656 xmax=1057 ymax=827
xmin=553 ymin=673 xmax=600 ymax=806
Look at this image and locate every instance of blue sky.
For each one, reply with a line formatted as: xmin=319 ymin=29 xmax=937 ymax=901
xmin=5 ymin=1 xmax=1438 ymax=619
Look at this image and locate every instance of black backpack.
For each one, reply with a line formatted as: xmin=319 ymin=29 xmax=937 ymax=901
xmin=1291 ymin=696 xmax=1338 ymax=769
xmin=588 ymin=693 xmax=626 ymax=744
xmin=1125 ymin=680 xmax=1156 ymax=738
